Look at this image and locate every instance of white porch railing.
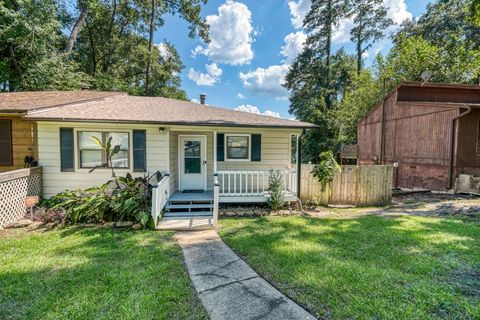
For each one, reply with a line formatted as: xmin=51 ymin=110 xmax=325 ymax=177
xmin=217 ymin=169 xmax=297 ymax=197
xmin=151 ymin=174 xmax=170 ymax=226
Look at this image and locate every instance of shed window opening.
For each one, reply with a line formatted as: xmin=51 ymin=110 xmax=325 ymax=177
xmin=78 ymin=131 xmax=129 ymax=168
xmin=226 ymin=135 xmax=249 ymax=160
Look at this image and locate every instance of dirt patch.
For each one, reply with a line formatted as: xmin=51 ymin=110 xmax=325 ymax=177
xmin=303 ymin=192 xmax=480 ymax=220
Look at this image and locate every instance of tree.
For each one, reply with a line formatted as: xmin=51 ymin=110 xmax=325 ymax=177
xmin=65 ymin=0 xmax=89 ymax=54
xmin=303 ymin=0 xmax=348 ymax=93
xmin=349 ymin=0 xmax=393 ymax=74
xmin=0 ymin=0 xmax=90 ymax=91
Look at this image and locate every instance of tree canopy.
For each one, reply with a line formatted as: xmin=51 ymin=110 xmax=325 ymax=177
xmin=0 ymin=0 xmax=209 ymax=98
xmin=286 ymin=0 xmax=480 ymax=162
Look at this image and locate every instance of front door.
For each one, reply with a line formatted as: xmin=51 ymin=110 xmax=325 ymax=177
xmin=179 ymin=136 xmax=206 ymax=191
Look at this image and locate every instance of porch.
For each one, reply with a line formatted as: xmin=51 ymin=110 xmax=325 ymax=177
xmin=152 ymin=168 xmax=298 ymax=229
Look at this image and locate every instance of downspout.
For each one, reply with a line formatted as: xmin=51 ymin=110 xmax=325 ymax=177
xmin=449 ymin=106 xmax=472 ymax=189
xmin=296 ymin=129 xmax=306 ymax=198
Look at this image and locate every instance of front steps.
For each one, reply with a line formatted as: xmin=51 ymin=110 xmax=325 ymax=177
xmin=157 ymin=191 xmax=214 ymax=230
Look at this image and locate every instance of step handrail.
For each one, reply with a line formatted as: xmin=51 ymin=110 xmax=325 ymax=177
xmin=151 ymin=173 xmax=170 ymax=226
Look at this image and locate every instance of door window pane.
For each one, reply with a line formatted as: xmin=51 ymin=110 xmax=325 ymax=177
xmin=185 ymin=158 xmax=201 ymax=173
xmin=184 ymin=140 xmax=201 ymax=173
xmin=185 ymin=141 xmax=201 ymax=156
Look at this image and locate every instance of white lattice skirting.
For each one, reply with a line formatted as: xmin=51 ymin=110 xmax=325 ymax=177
xmin=0 ymin=167 xmax=42 ymax=228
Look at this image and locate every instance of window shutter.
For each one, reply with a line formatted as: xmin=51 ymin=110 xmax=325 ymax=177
xmin=217 ymin=133 xmax=225 ymax=161
xmin=251 ymin=134 xmax=261 ymax=162
xmin=133 ymin=130 xmax=146 ymax=172
xmin=60 ymin=128 xmax=74 ymax=172
xmin=0 ymin=120 xmax=12 ymax=166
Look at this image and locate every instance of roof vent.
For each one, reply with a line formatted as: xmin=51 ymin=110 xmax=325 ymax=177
xmin=199 ymin=94 xmax=206 ymax=105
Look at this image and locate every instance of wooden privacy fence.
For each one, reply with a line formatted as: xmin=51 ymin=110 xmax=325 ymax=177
xmin=300 ymin=165 xmax=393 ymax=206
xmin=0 ymin=167 xmax=42 ymax=228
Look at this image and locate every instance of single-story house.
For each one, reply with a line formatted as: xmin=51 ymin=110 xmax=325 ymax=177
xmin=1 ymin=91 xmax=316 ymax=225
xmin=357 ymin=82 xmax=480 ymax=190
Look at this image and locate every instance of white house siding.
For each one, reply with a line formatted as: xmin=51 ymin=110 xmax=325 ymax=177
xmin=169 ymin=126 xmax=301 ymax=191
xmin=37 ymin=122 xmax=169 ymax=198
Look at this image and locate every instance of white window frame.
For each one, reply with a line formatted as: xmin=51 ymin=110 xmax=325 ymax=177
xmin=224 ymin=133 xmax=251 ymax=162
xmin=75 ymin=129 xmax=132 ymax=171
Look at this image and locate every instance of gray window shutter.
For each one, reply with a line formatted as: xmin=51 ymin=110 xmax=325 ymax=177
xmin=217 ymin=133 xmax=225 ymax=161
xmin=60 ymin=128 xmax=74 ymax=172
xmin=0 ymin=120 xmax=12 ymax=166
xmin=251 ymin=134 xmax=261 ymax=162
xmin=133 ymin=130 xmax=146 ymax=172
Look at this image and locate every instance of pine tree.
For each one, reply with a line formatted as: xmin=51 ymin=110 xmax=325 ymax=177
xmin=303 ymin=0 xmax=349 ymax=89
xmin=349 ymin=0 xmax=393 ymax=74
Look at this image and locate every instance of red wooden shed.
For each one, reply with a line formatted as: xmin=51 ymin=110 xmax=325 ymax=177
xmin=357 ymin=82 xmax=480 ymax=190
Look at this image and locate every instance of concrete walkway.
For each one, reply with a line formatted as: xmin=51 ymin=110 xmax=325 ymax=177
xmin=176 ymin=230 xmax=315 ymax=320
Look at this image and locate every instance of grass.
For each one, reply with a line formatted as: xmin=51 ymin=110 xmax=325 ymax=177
xmin=0 ymin=227 xmax=206 ymax=320
xmin=219 ymin=215 xmax=480 ymax=319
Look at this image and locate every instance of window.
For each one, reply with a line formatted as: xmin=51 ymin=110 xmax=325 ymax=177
xmin=291 ymin=134 xmax=298 ymax=165
xmin=0 ymin=120 xmax=12 ymax=166
xmin=225 ymin=135 xmax=249 ymax=160
xmin=78 ymin=131 xmax=129 ymax=168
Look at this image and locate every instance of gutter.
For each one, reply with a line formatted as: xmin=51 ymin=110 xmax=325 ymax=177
xmin=449 ymin=106 xmax=473 ymax=189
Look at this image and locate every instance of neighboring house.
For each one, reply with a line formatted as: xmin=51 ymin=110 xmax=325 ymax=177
xmin=1 ymin=91 xmax=316 ymax=224
xmin=357 ymin=83 xmax=480 ymax=190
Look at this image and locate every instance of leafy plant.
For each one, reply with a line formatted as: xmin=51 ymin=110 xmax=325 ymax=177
xmin=311 ymin=151 xmax=341 ymax=191
xmin=89 ymin=136 xmax=121 ymax=179
xmin=267 ymin=169 xmax=285 ymax=211
xmin=47 ymin=173 xmax=153 ymax=228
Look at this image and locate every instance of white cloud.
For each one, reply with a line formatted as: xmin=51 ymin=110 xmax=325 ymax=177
xmin=191 ymin=98 xmax=200 ymax=103
xmin=384 ymin=0 xmax=412 ymax=24
xmin=188 ymin=63 xmax=223 ymax=86
xmin=237 ymin=93 xmax=246 ymax=99
xmin=192 ymin=0 xmax=254 ymax=65
xmin=155 ymin=43 xmax=172 ymax=59
xmin=188 ymin=68 xmax=217 ymax=86
xmin=239 ymin=64 xmax=290 ymax=98
xmin=235 ymin=104 xmax=281 ymax=118
xmin=205 ymin=63 xmax=223 ymax=77
xmin=288 ymin=0 xmax=311 ymax=29
xmin=281 ymin=31 xmax=307 ymax=62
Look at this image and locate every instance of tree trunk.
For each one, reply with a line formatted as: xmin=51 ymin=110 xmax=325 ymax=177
xmin=145 ymin=0 xmax=156 ymax=96
xmin=65 ymin=1 xmax=88 ymax=54
xmin=325 ymin=0 xmax=333 ymax=108
xmin=356 ymin=18 xmax=363 ymax=75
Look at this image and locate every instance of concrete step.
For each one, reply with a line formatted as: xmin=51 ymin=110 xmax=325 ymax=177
xmin=166 ymin=203 xmax=214 ymax=210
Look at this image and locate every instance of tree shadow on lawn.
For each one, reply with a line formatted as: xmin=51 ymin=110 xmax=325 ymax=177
xmin=219 ymin=215 xmax=480 ymax=319
xmin=0 ymin=227 xmax=207 ymax=320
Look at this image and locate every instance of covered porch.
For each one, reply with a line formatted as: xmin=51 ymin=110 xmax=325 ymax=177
xmin=152 ymin=127 xmax=302 ymax=229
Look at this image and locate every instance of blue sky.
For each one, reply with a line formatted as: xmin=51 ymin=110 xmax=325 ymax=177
xmin=156 ymin=0 xmax=432 ymax=118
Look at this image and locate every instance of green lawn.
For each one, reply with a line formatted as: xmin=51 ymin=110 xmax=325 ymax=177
xmin=0 ymin=227 xmax=206 ymax=320
xmin=219 ymin=215 xmax=480 ymax=319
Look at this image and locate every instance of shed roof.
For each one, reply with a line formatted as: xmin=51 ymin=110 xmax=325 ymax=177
xmin=23 ymin=93 xmax=316 ymax=129
xmin=0 ymin=91 xmax=125 ymax=113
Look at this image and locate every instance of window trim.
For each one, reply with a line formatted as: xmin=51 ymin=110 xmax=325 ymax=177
xmin=77 ymin=130 xmax=131 ymax=170
xmin=224 ymin=134 xmax=251 ymax=162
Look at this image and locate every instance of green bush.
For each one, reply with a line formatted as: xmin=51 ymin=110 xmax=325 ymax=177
xmin=311 ymin=151 xmax=341 ymax=190
xmin=47 ymin=174 xmax=152 ymax=227
xmin=267 ymin=169 xmax=285 ymax=211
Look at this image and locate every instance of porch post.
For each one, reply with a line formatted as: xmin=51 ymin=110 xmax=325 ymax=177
xmin=296 ymin=131 xmax=304 ymax=199
xmin=213 ymin=131 xmax=217 ymax=174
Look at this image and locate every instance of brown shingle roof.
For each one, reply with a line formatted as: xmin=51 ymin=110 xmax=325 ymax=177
xmin=0 ymin=90 xmax=126 ymax=113
xmin=25 ymin=94 xmax=317 ymax=129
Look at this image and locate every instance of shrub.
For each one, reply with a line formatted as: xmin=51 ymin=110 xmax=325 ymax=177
xmin=46 ymin=174 xmax=152 ymax=227
xmin=267 ymin=169 xmax=285 ymax=211
xmin=311 ymin=151 xmax=341 ymax=190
